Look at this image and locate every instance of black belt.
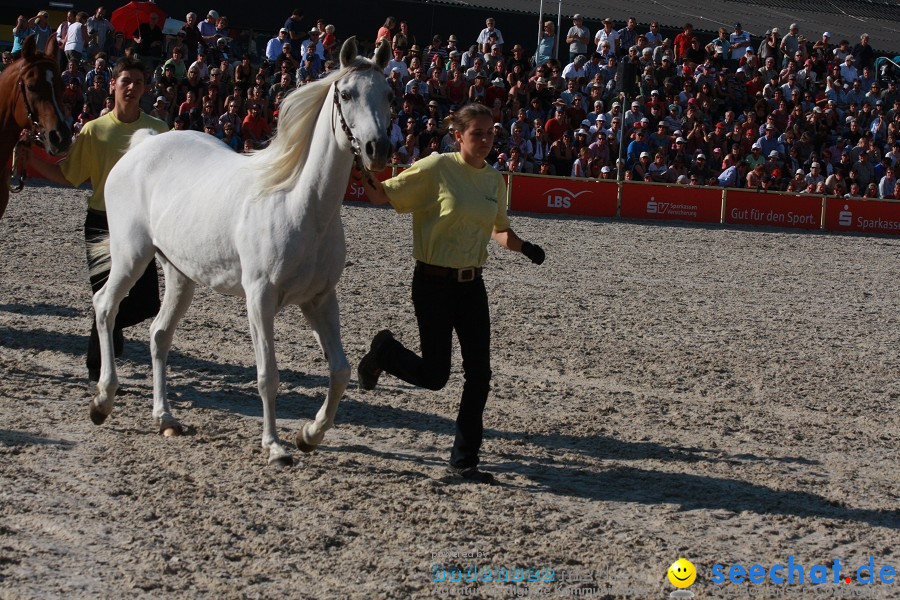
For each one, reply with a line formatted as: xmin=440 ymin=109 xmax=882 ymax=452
xmin=415 ymin=261 xmax=483 ymax=282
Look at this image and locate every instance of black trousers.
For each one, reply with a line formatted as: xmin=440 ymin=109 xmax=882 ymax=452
xmin=84 ymin=210 xmax=160 ymax=370
xmin=379 ymin=268 xmax=492 ymax=469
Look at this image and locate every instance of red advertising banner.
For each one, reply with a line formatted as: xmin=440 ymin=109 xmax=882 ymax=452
xmin=724 ymin=191 xmax=822 ymax=229
xmin=620 ymin=183 xmax=722 ymax=223
xmin=344 ymin=167 xmax=394 ymax=203
xmin=823 ymin=198 xmax=900 ymax=235
xmin=509 ymin=175 xmax=617 ymax=217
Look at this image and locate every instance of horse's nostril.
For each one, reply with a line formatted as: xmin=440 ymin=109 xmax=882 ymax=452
xmin=365 ymin=141 xmax=375 ymax=157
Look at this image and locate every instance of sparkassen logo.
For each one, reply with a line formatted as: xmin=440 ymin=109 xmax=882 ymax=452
xmin=839 ymin=205 xmax=853 ymax=227
xmin=544 ymin=187 xmax=591 ymax=209
xmin=667 ymin=558 xmax=697 ymax=598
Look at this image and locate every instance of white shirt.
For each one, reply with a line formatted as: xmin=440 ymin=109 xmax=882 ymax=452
xmin=561 ymin=62 xmax=585 ymax=80
xmin=385 ymin=58 xmax=409 ymax=78
xmin=595 ymin=28 xmax=618 ymax=53
xmin=476 ymin=27 xmax=504 ymax=47
xmin=64 ymin=21 xmax=85 ymax=53
xmin=301 ymin=39 xmax=325 ymax=61
xmin=729 ymin=31 xmax=751 ymax=61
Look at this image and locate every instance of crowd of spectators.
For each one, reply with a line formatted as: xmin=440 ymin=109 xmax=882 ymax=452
xmin=5 ymin=8 xmax=900 ymax=198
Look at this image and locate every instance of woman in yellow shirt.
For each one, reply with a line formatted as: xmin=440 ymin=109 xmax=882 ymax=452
xmin=359 ymin=103 xmax=545 ymax=484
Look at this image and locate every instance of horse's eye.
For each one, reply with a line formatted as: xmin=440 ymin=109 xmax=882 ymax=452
xmin=340 ymin=90 xmax=350 ymax=101
xmin=27 ymin=84 xmax=39 ymax=92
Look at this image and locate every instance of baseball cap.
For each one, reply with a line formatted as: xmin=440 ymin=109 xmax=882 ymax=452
xmin=676 ymin=136 xmax=686 ymax=143
xmin=769 ymin=150 xmax=779 ymax=157
xmin=573 ymin=13 xmax=583 ymax=19
xmin=796 ymin=168 xmax=804 ymax=174
xmin=823 ymin=31 xmax=831 ymax=37
xmin=697 ymin=154 xmax=706 ymax=160
xmin=640 ymin=151 xmax=650 ymax=158
xmin=391 ymin=67 xmax=400 ymax=74
xmin=601 ymin=166 xmax=611 ymax=173
xmin=811 ymin=162 xmax=820 ymax=168
xmin=207 ymin=10 xmax=219 ymax=19
xmin=155 ymin=96 xmax=167 ymax=104
xmin=279 ymin=27 xmax=288 ymax=33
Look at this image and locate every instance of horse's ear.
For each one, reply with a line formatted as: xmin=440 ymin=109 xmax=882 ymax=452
xmin=45 ymin=34 xmax=59 ymax=56
xmin=22 ymin=34 xmax=37 ymax=61
xmin=339 ymin=36 xmax=358 ymax=69
xmin=373 ymin=37 xmax=390 ymax=71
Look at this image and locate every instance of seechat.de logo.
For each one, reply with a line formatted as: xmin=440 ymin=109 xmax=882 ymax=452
xmin=545 ymin=187 xmax=591 ymax=209
xmin=839 ymin=205 xmax=853 ymax=227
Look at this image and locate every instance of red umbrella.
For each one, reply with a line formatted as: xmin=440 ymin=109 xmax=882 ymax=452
xmin=110 ymin=1 xmax=168 ymax=40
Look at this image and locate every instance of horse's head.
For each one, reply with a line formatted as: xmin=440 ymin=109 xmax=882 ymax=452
xmin=334 ymin=37 xmax=393 ymax=171
xmin=17 ymin=35 xmax=71 ymax=155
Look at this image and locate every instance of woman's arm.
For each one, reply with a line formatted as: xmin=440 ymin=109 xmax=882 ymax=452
xmin=362 ymin=175 xmax=391 ymax=205
xmin=492 ymin=227 xmax=524 ymax=252
xmin=492 ymin=227 xmax=545 ymax=264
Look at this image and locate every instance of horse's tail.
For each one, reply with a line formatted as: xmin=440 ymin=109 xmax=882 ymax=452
xmin=86 ymin=233 xmax=111 ymax=278
xmin=129 ymin=128 xmax=159 ymax=151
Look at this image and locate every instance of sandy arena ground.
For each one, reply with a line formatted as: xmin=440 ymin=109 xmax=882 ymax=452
xmin=1 ymin=184 xmax=898 ymax=600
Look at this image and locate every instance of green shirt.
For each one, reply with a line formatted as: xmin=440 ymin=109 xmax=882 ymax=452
xmin=382 ymin=153 xmax=510 ymax=268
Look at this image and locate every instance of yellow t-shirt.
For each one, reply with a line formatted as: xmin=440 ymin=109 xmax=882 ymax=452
xmin=382 ymin=152 xmax=510 ymax=268
xmin=60 ymin=111 xmax=169 ymax=212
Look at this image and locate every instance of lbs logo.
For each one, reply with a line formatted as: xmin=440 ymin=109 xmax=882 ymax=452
xmin=545 ymin=187 xmax=591 ymax=209
xmin=839 ymin=205 xmax=853 ymax=227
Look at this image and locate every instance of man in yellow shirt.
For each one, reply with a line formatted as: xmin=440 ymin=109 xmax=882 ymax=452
xmin=27 ymin=56 xmax=169 ymax=381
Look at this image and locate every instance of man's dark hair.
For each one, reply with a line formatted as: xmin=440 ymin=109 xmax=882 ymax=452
xmin=111 ymin=56 xmax=145 ymax=79
xmin=291 ymin=8 xmax=303 ymax=17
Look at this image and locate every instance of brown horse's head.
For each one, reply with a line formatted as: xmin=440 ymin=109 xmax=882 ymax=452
xmin=17 ymin=34 xmax=71 ymax=155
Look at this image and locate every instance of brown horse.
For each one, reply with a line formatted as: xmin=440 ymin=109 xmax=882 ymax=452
xmin=0 ymin=34 xmax=72 ymax=220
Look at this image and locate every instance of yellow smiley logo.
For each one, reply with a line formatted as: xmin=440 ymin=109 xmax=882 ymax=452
xmin=667 ymin=558 xmax=697 ymax=588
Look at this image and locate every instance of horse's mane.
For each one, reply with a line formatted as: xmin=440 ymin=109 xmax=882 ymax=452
xmin=251 ymin=56 xmax=380 ymax=195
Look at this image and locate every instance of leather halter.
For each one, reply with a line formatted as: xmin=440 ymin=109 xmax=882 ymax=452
xmin=10 ymin=63 xmax=52 ymax=193
xmin=332 ymin=82 xmax=377 ymax=188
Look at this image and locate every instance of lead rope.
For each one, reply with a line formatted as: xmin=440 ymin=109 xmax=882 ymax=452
xmin=332 ymin=84 xmax=377 ymax=189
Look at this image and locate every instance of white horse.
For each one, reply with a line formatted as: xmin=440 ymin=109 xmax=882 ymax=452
xmin=88 ymin=38 xmax=393 ymax=466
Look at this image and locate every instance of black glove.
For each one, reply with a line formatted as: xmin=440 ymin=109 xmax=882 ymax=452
xmin=521 ymin=241 xmax=545 ymax=265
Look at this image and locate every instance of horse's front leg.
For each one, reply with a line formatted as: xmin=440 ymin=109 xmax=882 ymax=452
xmin=0 ymin=168 xmax=10 ymax=220
xmin=245 ymin=285 xmax=293 ymax=466
xmin=296 ymin=290 xmax=350 ymax=452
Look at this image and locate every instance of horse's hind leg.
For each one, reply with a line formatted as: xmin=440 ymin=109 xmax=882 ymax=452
xmin=296 ymin=290 xmax=350 ymax=452
xmin=91 ymin=241 xmax=155 ymax=424
xmin=245 ymin=284 xmax=293 ymax=466
xmin=149 ymin=256 xmax=196 ymax=436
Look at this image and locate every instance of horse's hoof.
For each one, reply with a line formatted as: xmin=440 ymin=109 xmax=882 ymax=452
xmin=295 ymin=428 xmax=319 ymax=453
xmin=159 ymin=417 xmax=184 ymax=437
xmin=269 ymin=454 xmax=294 ymax=468
xmin=89 ymin=404 xmax=108 ymax=425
